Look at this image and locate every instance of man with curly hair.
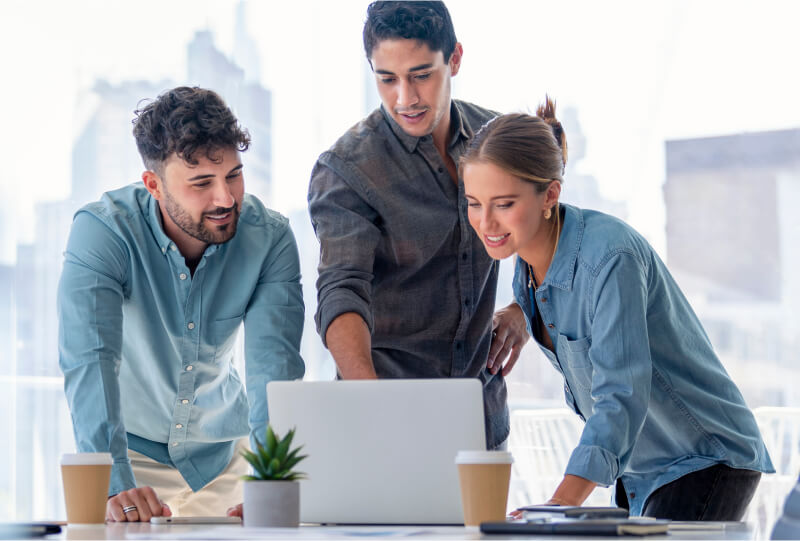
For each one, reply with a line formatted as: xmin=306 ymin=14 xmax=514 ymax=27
xmin=58 ymin=86 xmax=305 ymax=521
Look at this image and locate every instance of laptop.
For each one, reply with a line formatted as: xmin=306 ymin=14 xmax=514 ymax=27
xmin=266 ymin=379 xmax=487 ymax=525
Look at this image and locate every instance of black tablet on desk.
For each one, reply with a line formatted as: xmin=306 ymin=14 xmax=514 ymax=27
xmin=481 ymin=518 xmax=670 ymax=536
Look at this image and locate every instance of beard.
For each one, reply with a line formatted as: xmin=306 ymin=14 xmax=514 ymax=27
xmin=162 ymin=189 xmax=240 ymax=245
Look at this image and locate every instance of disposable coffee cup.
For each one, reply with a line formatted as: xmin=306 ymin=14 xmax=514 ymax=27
xmin=61 ymin=453 xmax=112 ymax=524
xmin=455 ymin=450 xmax=513 ymax=526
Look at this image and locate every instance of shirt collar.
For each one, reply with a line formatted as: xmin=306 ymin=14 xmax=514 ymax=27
xmin=148 ymin=194 xmax=175 ymax=254
xmin=380 ymin=100 xmax=471 ymax=154
xmin=542 ymin=203 xmax=583 ymax=291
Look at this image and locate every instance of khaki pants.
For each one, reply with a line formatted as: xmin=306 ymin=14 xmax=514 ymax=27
xmin=128 ymin=440 xmax=249 ymax=516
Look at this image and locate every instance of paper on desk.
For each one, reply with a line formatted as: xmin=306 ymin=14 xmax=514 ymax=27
xmin=129 ymin=525 xmax=449 ymax=539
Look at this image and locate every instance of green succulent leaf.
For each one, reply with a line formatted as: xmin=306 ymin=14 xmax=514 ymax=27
xmin=242 ymin=425 xmax=308 ymax=481
xmin=266 ymin=425 xmax=278 ymax=457
xmin=275 ymin=428 xmax=295 ymax=460
xmin=283 ymin=453 xmax=308 ymax=472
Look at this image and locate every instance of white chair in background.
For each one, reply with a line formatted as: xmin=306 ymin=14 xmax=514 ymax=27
xmin=746 ymin=407 xmax=800 ymax=539
xmin=507 ymin=408 xmax=613 ymax=509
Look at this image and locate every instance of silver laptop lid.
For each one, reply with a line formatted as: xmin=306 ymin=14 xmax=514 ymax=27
xmin=266 ymin=379 xmax=487 ymax=525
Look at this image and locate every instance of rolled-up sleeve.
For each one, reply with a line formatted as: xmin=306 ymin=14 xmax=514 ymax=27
xmin=58 ymin=211 xmax=136 ymax=496
xmin=308 ymin=153 xmax=381 ymax=345
xmin=243 ymin=222 xmax=306 ymax=448
xmin=565 ymin=251 xmax=652 ymax=486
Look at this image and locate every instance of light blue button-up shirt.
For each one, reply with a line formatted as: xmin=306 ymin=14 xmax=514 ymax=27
xmin=58 ymin=183 xmax=305 ymax=496
xmin=512 ymin=203 xmax=773 ymax=516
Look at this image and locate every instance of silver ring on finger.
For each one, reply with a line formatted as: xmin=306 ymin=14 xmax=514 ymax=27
xmin=122 ymin=505 xmax=138 ymax=514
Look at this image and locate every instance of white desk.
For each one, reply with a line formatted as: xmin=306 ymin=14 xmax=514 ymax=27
xmin=53 ymin=521 xmax=759 ymax=540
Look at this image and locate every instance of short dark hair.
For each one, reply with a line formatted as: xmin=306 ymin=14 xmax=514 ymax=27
xmin=363 ymin=1 xmax=457 ymax=64
xmin=132 ymin=86 xmax=251 ymax=174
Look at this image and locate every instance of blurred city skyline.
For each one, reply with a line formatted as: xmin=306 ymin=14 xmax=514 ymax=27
xmin=2 ymin=0 xmax=800 ymax=264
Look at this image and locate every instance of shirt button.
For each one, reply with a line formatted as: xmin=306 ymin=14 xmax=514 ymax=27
xmin=464 ymin=298 xmax=470 ymax=307
xmin=547 ymin=323 xmax=555 ymax=329
xmin=161 ymin=247 xmax=166 ymax=254
xmin=462 ymin=253 xmax=467 ymax=261
xmin=541 ymin=297 xmax=548 ymax=303
xmin=630 ymin=493 xmax=636 ymax=499
xmin=181 ymin=399 xmax=189 ymax=405
xmin=179 ymin=273 xmax=187 ymax=281
xmin=438 ymin=166 xmax=444 ymax=173
xmin=186 ymin=365 xmax=193 ymax=371
xmin=172 ymin=442 xmax=179 ymax=447
xmin=187 ymin=322 xmax=195 ymax=330
xmin=175 ymin=424 xmax=183 ymax=429
xmin=171 ymin=244 xmax=177 ymax=251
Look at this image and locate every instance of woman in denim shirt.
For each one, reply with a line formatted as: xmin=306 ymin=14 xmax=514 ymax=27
xmin=460 ymin=100 xmax=774 ymax=520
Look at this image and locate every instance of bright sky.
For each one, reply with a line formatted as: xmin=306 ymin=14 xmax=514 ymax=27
xmin=1 ymin=0 xmax=799 ymax=264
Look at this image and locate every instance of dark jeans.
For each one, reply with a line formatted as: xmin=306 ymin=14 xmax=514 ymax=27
xmin=615 ymin=464 xmax=761 ymax=520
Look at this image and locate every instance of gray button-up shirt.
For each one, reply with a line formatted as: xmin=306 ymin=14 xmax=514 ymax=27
xmin=308 ymin=100 xmax=508 ymax=448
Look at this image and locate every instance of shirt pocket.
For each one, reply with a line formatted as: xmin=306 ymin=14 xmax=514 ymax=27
xmin=557 ymin=334 xmax=593 ymax=391
xmin=212 ymin=313 xmax=244 ymax=363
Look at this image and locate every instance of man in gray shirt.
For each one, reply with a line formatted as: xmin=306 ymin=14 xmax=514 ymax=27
xmin=308 ymin=1 xmax=527 ymax=449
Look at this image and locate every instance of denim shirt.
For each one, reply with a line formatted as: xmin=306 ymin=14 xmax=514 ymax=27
xmin=308 ymin=100 xmax=509 ymax=448
xmin=58 ymin=184 xmax=305 ymax=496
xmin=512 ymin=204 xmax=773 ymax=516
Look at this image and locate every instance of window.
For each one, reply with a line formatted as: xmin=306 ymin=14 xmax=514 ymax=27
xmin=1 ymin=0 xmax=798 ymax=523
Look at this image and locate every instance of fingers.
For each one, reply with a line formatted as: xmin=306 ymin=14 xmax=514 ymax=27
xmin=122 ymin=489 xmax=144 ymax=522
xmin=491 ymin=345 xmax=511 ymax=374
xmin=134 ymin=487 xmax=163 ymax=521
xmin=107 ymin=487 xmax=166 ymax=522
xmin=227 ymin=503 xmax=243 ymax=518
xmin=487 ymin=328 xmax=507 ymax=369
xmin=501 ymin=347 xmax=521 ymax=377
xmin=107 ymin=492 xmax=133 ymax=522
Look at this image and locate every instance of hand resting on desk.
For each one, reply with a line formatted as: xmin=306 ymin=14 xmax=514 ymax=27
xmin=226 ymin=503 xmax=243 ymax=518
xmin=107 ymin=486 xmax=171 ymax=522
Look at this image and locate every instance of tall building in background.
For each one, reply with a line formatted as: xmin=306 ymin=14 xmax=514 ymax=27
xmin=8 ymin=4 xmax=277 ymax=519
xmin=559 ymin=107 xmax=627 ymax=220
xmin=664 ymin=128 xmax=800 ymax=406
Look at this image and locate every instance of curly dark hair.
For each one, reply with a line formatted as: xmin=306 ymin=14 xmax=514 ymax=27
xmin=363 ymin=1 xmax=457 ymax=64
xmin=132 ymin=86 xmax=251 ymax=174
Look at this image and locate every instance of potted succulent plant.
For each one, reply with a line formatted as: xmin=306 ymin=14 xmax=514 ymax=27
xmin=241 ymin=425 xmax=308 ymax=528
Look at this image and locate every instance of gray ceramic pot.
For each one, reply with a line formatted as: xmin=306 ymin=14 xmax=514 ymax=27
xmin=242 ymin=480 xmax=300 ymax=528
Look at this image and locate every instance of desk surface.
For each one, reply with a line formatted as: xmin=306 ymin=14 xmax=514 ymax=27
xmin=51 ymin=521 xmax=759 ymax=540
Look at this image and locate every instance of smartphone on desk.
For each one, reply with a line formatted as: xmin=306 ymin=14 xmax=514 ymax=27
xmin=150 ymin=516 xmax=242 ymax=525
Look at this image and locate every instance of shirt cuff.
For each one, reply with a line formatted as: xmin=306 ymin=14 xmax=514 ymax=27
xmin=108 ymin=459 xmax=137 ymax=497
xmin=316 ymin=288 xmax=374 ymax=347
xmin=564 ymin=444 xmax=620 ymax=487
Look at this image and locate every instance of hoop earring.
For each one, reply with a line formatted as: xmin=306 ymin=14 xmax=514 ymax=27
xmin=543 ymin=208 xmax=552 ymax=220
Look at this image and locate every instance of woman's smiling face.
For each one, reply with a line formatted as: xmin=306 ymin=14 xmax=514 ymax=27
xmin=463 ymin=161 xmax=549 ymax=261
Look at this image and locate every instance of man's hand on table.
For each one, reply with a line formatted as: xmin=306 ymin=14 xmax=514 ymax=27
xmin=488 ymin=303 xmax=530 ymax=376
xmin=227 ymin=503 xmax=243 ymax=518
xmin=107 ymin=487 xmax=171 ymax=522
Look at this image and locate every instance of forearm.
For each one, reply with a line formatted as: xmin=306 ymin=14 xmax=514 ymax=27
xmin=548 ymin=474 xmax=598 ymax=506
xmin=326 ymin=312 xmax=376 ymax=379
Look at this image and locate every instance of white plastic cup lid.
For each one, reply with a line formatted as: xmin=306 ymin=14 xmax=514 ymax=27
xmin=455 ymin=450 xmax=514 ymax=464
xmin=61 ymin=453 xmax=113 ymax=466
